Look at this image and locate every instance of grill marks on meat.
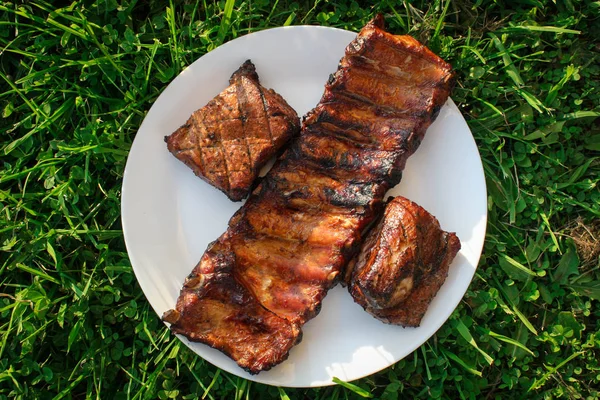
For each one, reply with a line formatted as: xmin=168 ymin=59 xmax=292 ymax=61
xmin=346 ymin=197 xmax=461 ymax=327
xmin=165 ymin=60 xmax=300 ymax=201
xmin=164 ymin=15 xmax=455 ymax=373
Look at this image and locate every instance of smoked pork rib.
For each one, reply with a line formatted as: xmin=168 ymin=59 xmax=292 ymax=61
xmin=163 ymin=15 xmax=455 ymax=374
xmin=165 ymin=60 xmax=300 ymax=201
xmin=345 ymin=196 xmax=461 ymax=327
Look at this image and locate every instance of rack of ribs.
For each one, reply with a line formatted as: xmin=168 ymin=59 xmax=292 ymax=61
xmin=162 ymin=14 xmax=455 ymax=374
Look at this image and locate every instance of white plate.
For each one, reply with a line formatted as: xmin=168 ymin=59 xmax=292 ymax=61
xmin=122 ymin=25 xmax=487 ymax=388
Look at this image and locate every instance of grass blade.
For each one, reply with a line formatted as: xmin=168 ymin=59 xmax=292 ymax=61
xmin=203 ymin=370 xmax=220 ymax=399
xmin=512 ymin=306 xmax=539 ymax=336
xmin=500 ymin=254 xmax=537 ymax=277
xmin=15 ymin=263 xmax=60 ymax=284
xmin=515 ymin=88 xmax=548 ymax=113
xmin=501 ymin=25 xmax=581 ymax=34
xmin=455 ymin=319 xmax=494 ymax=365
xmin=387 ymin=1 xmax=408 ymax=31
xmin=67 ymin=319 xmax=82 ymax=353
xmin=432 ymin=0 xmax=451 ymax=40
xmin=0 ymin=305 xmax=17 ymax=360
xmin=545 ymin=65 xmax=577 ymax=106
xmin=529 ymin=352 xmax=583 ymax=391
xmin=422 ymin=346 xmax=432 ymax=380
xmin=52 ymin=374 xmax=85 ymax=400
xmin=441 ymin=349 xmax=482 ymax=377
xmin=166 ymin=3 xmax=180 ymax=69
xmin=489 ymin=33 xmax=524 ymax=87
xmin=523 ymin=121 xmax=565 ymax=141
xmin=217 ymin=0 xmax=236 ymax=45
xmin=332 ymin=377 xmax=373 ymax=398
xmin=283 ymin=12 xmax=296 ymax=26
xmin=539 ymin=212 xmax=562 ymax=255
xmin=484 ymin=329 xmax=535 ymax=356
xmin=0 ymin=70 xmax=48 ymax=119
xmin=278 ymin=387 xmax=291 ymax=400
xmin=561 ymin=110 xmax=600 ymax=120
xmin=493 ymin=276 xmax=539 ymax=335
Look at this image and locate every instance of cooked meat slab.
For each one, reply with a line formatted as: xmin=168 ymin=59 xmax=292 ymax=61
xmin=162 ymin=239 xmax=302 ymax=372
xmin=345 ymin=196 xmax=461 ymax=327
xmin=163 ymin=15 xmax=455 ymax=374
xmin=165 ymin=60 xmax=300 ymax=201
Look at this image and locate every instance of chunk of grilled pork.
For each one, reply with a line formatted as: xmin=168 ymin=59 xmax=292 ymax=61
xmin=165 ymin=60 xmax=300 ymax=201
xmin=346 ymin=196 xmax=461 ymax=327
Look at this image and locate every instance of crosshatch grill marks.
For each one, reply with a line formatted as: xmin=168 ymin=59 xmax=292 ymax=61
xmin=165 ymin=59 xmax=300 ymax=201
xmin=257 ymin=85 xmax=275 ymax=145
xmin=207 ymin=96 xmax=233 ymax=181
xmin=241 ymin=76 xmax=276 ymax=168
xmin=195 ymin=107 xmax=231 ymax=193
xmin=233 ymin=76 xmax=256 ymax=176
xmin=188 ymin=111 xmax=206 ymax=179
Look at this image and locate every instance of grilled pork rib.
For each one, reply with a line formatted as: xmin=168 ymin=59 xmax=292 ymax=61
xmin=346 ymin=196 xmax=461 ymax=327
xmin=163 ymin=15 xmax=455 ymax=373
xmin=165 ymin=60 xmax=300 ymax=201
xmin=162 ymin=239 xmax=302 ymax=372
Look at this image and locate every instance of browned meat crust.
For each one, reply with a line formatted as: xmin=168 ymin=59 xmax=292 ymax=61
xmin=165 ymin=60 xmax=300 ymax=201
xmin=346 ymin=196 xmax=461 ymax=327
xmin=162 ymin=239 xmax=302 ymax=372
xmin=163 ymin=15 xmax=455 ymax=374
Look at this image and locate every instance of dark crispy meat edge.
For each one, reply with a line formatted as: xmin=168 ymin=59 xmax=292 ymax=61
xmin=168 ymin=312 xmax=304 ymax=375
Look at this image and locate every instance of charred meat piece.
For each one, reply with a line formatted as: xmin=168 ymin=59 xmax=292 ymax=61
xmin=346 ymin=196 xmax=461 ymax=327
xmin=165 ymin=60 xmax=300 ymax=201
xmin=162 ymin=239 xmax=302 ymax=374
xmin=164 ymin=15 xmax=455 ymax=373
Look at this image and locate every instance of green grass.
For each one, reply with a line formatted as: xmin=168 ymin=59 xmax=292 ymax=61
xmin=1 ymin=0 xmax=599 ymax=398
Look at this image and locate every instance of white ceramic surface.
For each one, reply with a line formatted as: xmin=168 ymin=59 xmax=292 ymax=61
xmin=121 ymin=25 xmax=487 ymax=388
